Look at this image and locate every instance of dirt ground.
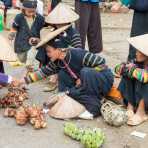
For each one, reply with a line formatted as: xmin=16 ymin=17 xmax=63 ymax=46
xmin=0 ymin=11 xmax=148 ymax=148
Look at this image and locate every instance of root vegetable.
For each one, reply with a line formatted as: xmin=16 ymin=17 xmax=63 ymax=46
xmin=4 ymin=108 xmax=16 ymax=117
xmin=15 ymin=107 xmax=29 ymax=125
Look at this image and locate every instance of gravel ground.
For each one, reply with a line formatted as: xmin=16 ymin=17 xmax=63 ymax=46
xmin=0 ymin=11 xmax=148 ymax=148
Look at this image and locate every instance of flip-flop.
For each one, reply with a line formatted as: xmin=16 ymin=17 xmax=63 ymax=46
xmin=127 ymin=115 xmax=148 ymax=126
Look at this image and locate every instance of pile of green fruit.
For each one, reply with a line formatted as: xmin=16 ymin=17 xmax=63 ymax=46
xmin=64 ymin=122 xmax=105 ymax=148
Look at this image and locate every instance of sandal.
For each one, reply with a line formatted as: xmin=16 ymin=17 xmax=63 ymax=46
xmin=127 ymin=115 xmax=148 ymax=126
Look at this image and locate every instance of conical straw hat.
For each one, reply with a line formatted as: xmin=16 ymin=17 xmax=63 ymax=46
xmin=0 ymin=35 xmax=17 ymax=62
xmin=45 ymin=3 xmax=79 ymax=24
xmin=36 ymin=24 xmax=71 ymax=48
xmin=49 ymin=94 xmax=86 ymax=119
xmin=127 ymin=34 xmax=148 ymax=56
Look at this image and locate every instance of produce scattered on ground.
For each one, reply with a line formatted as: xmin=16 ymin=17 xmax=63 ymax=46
xmin=64 ymin=122 xmax=105 ymax=148
xmin=0 ymin=87 xmax=28 ymax=108
xmin=4 ymin=105 xmax=47 ymax=129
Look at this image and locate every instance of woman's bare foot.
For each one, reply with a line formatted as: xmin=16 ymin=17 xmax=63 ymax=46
xmin=127 ymin=103 xmax=134 ymax=119
xmin=127 ymin=114 xmax=148 ymax=126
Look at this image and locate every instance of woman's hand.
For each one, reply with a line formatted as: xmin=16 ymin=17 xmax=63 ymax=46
xmin=76 ymin=79 xmax=81 ymax=87
xmin=11 ymin=78 xmax=26 ymax=87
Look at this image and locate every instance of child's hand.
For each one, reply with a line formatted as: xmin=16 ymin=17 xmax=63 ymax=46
xmin=29 ymin=37 xmax=40 ymax=46
xmin=111 ymin=2 xmax=122 ymax=13
xmin=114 ymin=63 xmax=126 ymax=76
xmin=8 ymin=32 xmax=16 ymax=41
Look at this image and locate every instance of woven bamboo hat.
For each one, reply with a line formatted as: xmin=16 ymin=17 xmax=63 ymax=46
xmin=49 ymin=93 xmax=86 ymax=119
xmin=0 ymin=35 xmax=17 ymax=62
xmin=45 ymin=3 xmax=79 ymax=24
xmin=127 ymin=34 xmax=148 ymax=56
xmin=36 ymin=24 xmax=71 ymax=48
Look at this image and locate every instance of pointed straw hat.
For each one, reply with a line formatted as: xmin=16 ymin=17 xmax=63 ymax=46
xmin=0 ymin=35 xmax=17 ymax=62
xmin=36 ymin=24 xmax=71 ymax=48
xmin=127 ymin=34 xmax=148 ymax=56
xmin=49 ymin=94 xmax=86 ymax=119
xmin=45 ymin=3 xmax=79 ymax=24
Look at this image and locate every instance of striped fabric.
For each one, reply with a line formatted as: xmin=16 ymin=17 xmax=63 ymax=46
xmin=82 ymin=52 xmax=105 ymax=67
xmin=25 ymin=61 xmax=59 ymax=84
xmin=71 ymin=33 xmax=82 ymax=48
xmin=25 ymin=50 xmax=106 ymax=84
xmin=132 ymin=68 xmax=148 ymax=83
xmin=115 ymin=63 xmax=148 ymax=83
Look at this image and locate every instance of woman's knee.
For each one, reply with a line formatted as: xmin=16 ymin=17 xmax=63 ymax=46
xmin=80 ymin=67 xmax=93 ymax=77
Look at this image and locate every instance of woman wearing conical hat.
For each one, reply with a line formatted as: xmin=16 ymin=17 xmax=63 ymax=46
xmin=21 ymin=28 xmax=113 ymax=119
xmin=36 ymin=3 xmax=82 ymax=92
xmin=36 ymin=3 xmax=82 ymax=66
xmin=0 ymin=35 xmax=20 ymax=87
xmin=115 ymin=34 xmax=148 ymax=126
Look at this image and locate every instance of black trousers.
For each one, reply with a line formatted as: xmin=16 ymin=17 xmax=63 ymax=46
xmin=0 ymin=61 xmax=4 ymax=73
xmin=58 ymin=68 xmax=113 ymax=116
xmin=128 ymin=11 xmax=148 ymax=61
xmin=75 ymin=1 xmax=103 ymax=53
xmin=51 ymin=0 xmax=61 ymax=10
xmin=119 ymin=77 xmax=148 ymax=110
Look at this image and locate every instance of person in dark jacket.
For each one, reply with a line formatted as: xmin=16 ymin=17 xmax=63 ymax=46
xmin=75 ymin=0 xmax=103 ymax=53
xmin=36 ymin=2 xmax=82 ymax=66
xmin=36 ymin=3 xmax=82 ymax=92
xmin=8 ymin=0 xmax=45 ymax=63
xmin=23 ymin=37 xmax=114 ymax=119
xmin=112 ymin=0 xmax=148 ymax=61
xmin=115 ymin=34 xmax=148 ymax=126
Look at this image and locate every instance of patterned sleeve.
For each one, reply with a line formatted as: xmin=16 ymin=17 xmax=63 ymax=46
xmin=71 ymin=33 xmax=82 ymax=48
xmin=115 ymin=63 xmax=148 ymax=83
xmin=82 ymin=52 xmax=105 ymax=67
xmin=114 ymin=63 xmax=126 ymax=75
xmin=24 ymin=61 xmax=59 ymax=84
xmin=131 ymin=68 xmax=148 ymax=83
